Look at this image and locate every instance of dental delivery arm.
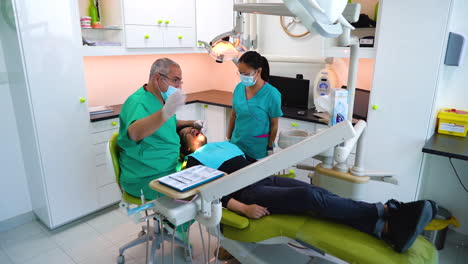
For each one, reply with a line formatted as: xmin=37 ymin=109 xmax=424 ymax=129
xmin=199 ymin=121 xmax=356 ymax=204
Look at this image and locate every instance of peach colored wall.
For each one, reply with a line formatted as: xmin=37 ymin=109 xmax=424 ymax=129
xmin=83 ymin=53 xmax=239 ymax=107
xmin=331 ymin=58 xmax=375 ymax=91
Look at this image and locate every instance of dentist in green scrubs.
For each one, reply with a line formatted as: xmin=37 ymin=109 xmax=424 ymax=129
xmin=227 ymin=51 xmax=283 ymax=161
xmin=118 ymin=58 xmax=205 ymax=200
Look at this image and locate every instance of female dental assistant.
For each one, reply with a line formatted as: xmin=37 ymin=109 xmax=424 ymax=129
xmin=227 ymin=51 xmax=283 ymax=160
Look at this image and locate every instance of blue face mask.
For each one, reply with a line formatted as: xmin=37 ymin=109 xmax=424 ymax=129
xmin=161 ymin=85 xmax=178 ymax=100
xmin=240 ymin=74 xmax=257 ymax=87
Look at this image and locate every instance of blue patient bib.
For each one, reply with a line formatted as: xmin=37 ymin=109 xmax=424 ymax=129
xmin=188 ymin=141 xmax=245 ymax=169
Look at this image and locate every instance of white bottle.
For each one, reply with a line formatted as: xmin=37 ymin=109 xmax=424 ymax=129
xmin=313 ymin=66 xmax=337 ymax=109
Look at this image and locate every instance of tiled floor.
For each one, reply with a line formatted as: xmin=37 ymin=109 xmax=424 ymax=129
xmin=0 ymin=206 xmax=466 ymax=264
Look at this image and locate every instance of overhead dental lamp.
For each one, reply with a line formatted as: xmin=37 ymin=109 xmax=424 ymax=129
xmin=198 ymin=0 xmax=356 ymax=63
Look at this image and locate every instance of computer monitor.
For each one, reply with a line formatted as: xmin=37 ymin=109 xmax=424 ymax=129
xmin=269 ymin=75 xmax=310 ymax=109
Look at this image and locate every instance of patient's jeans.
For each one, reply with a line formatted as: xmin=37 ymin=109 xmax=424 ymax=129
xmin=240 ymin=176 xmax=385 ymax=238
xmin=186 ymin=156 xmax=385 ymax=238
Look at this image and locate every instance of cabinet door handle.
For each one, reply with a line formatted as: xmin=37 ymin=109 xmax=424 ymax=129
xmin=111 ymin=121 xmax=117 ymax=126
xmin=177 ymin=35 xmax=183 ymax=40
xmin=144 ymin=34 xmax=150 ymax=39
xmin=79 ymin=97 xmax=86 ymax=103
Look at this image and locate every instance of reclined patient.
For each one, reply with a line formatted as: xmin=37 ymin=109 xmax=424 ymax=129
xmin=177 ymin=126 xmax=436 ymax=253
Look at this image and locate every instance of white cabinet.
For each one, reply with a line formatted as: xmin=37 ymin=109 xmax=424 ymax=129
xmin=125 ymin=25 xmax=165 ymax=48
xmin=359 ymin=0 xmax=453 ymax=202
xmin=123 ymin=0 xmax=195 ymax=27
xmin=201 ymin=104 xmax=227 ymax=143
xmin=123 ymin=0 xmax=196 ymax=48
xmin=196 ymin=0 xmax=234 ymax=47
xmin=6 ymin=0 xmax=100 ymax=228
xmin=89 ymin=118 xmax=121 ymax=208
xmin=176 ymin=103 xmax=202 ymax=121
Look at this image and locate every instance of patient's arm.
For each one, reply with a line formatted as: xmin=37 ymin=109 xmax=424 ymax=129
xmin=226 ymin=198 xmax=270 ymax=219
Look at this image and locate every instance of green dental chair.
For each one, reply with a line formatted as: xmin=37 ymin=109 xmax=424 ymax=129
xmin=107 ymin=133 xmax=192 ymax=264
xmin=218 ymin=172 xmax=438 ymax=264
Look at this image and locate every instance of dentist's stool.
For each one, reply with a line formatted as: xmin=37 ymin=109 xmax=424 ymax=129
xmin=107 ymin=133 xmax=191 ymax=264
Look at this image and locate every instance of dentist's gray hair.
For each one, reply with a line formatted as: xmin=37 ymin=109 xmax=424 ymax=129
xmin=149 ymin=58 xmax=180 ymax=81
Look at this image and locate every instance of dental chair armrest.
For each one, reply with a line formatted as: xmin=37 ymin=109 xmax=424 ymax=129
xmin=221 ymin=208 xmax=250 ymax=229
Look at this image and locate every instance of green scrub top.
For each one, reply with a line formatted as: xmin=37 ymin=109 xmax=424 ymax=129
xmin=118 ymin=86 xmax=180 ymax=199
xmin=231 ymin=82 xmax=283 ymax=159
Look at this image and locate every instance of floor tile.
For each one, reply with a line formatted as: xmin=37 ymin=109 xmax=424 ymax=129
xmin=1 ymin=232 xmax=57 ymax=264
xmin=87 ymin=210 xmax=130 ymax=235
xmin=102 ymin=221 xmax=144 ymax=247
xmin=60 ymin=235 xmax=114 ymax=263
xmin=20 ymin=248 xmax=74 ymax=264
xmin=77 ymin=244 xmax=134 ymax=264
xmin=0 ymin=221 xmax=46 ymax=243
xmin=49 ymin=222 xmax=102 ymax=249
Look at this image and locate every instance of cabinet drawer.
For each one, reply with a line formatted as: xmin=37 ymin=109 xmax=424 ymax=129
xmin=95 ymin=164 xmax=115 ymax=187
xmin=125 ymin=25 xmax=164 ymax=48
xmin=98 ymin=183 xmax=121 ymax=207
xmin=95 ymin=153 xmax=106 ymax=166
xmin=91 ymin=129 xmax=119 ymax=144
xmin=165 ymin=27 xmax=195 ymax=47
xmin=89 ymin=118 xmax=119 ymax=133
xmin=92 ymin=142 xmax=107 ymax=155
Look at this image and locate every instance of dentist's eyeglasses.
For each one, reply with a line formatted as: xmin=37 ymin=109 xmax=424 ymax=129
xmin=159 ymin=73 xmax=183 ymax=85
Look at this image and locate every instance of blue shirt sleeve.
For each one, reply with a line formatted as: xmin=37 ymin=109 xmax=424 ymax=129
xmin=268 ymin=87 xmax=283 ymax=118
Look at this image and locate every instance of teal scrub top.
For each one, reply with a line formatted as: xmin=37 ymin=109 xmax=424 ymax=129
xmin=188 ymin=141 xmax=245 ymax=169
xmin=118 ymin=87 xmax=180 ymax=186
xmin=231 ymin=82 xmax=283 ymax=159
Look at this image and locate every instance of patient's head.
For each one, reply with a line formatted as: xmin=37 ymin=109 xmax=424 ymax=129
xmin=178 ymin=126 xmax=207 ymax=156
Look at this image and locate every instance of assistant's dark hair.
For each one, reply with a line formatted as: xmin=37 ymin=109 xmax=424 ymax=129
xmin=238 ymin=51 xmax=270 ymax=81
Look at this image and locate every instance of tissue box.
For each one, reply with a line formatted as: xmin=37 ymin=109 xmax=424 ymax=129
xmin=331 ymin=89 xmax=349 ymax=126
xmin=437 ymin=109 xmax=468 ymax=137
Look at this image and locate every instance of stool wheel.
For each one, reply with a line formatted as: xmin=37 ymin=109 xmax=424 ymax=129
xmin=117 ymin=254 xmax=125 ymax=264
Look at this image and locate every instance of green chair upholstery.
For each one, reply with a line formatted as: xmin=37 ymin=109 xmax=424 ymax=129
xmin=108 ymin=133 xmax=149 ymax=205
xmin=219 ymin=172 xmax=437 ymax=264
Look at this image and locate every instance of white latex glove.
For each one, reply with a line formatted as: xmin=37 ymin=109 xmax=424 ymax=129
xmin=194 ymin=120 xmax=207 ymax=134
xmin=161 ymin=90 xmax=186 ymax=120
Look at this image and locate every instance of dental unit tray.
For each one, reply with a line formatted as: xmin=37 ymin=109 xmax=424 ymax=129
xmin=157 ymin=165 xmax=226 ymax=192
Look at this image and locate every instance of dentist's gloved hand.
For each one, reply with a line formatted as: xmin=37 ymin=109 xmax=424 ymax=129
xmin=161 ymin=89 xmax=186 ymax=120
xmin=194 ymin=120 xmax=207 ymax=134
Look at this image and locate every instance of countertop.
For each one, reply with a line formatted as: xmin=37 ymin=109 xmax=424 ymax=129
xmin=422 ymin=133 xmax=468 ymax=161
xmin=90 ymin=90 xmax=324 ymax=125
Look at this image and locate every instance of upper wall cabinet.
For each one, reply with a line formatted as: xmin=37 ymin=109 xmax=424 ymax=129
xmin=196 ymin=0 xmax=234 ymax=48
xmin=123 ymin=0 xmax=196 ymax=48
xmin=124 ymin=0 xmax=195 ymax=27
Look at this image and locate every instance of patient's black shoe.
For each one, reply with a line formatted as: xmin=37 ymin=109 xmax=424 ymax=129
xmin=383 ymin=199 xmax=434 ymax=253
